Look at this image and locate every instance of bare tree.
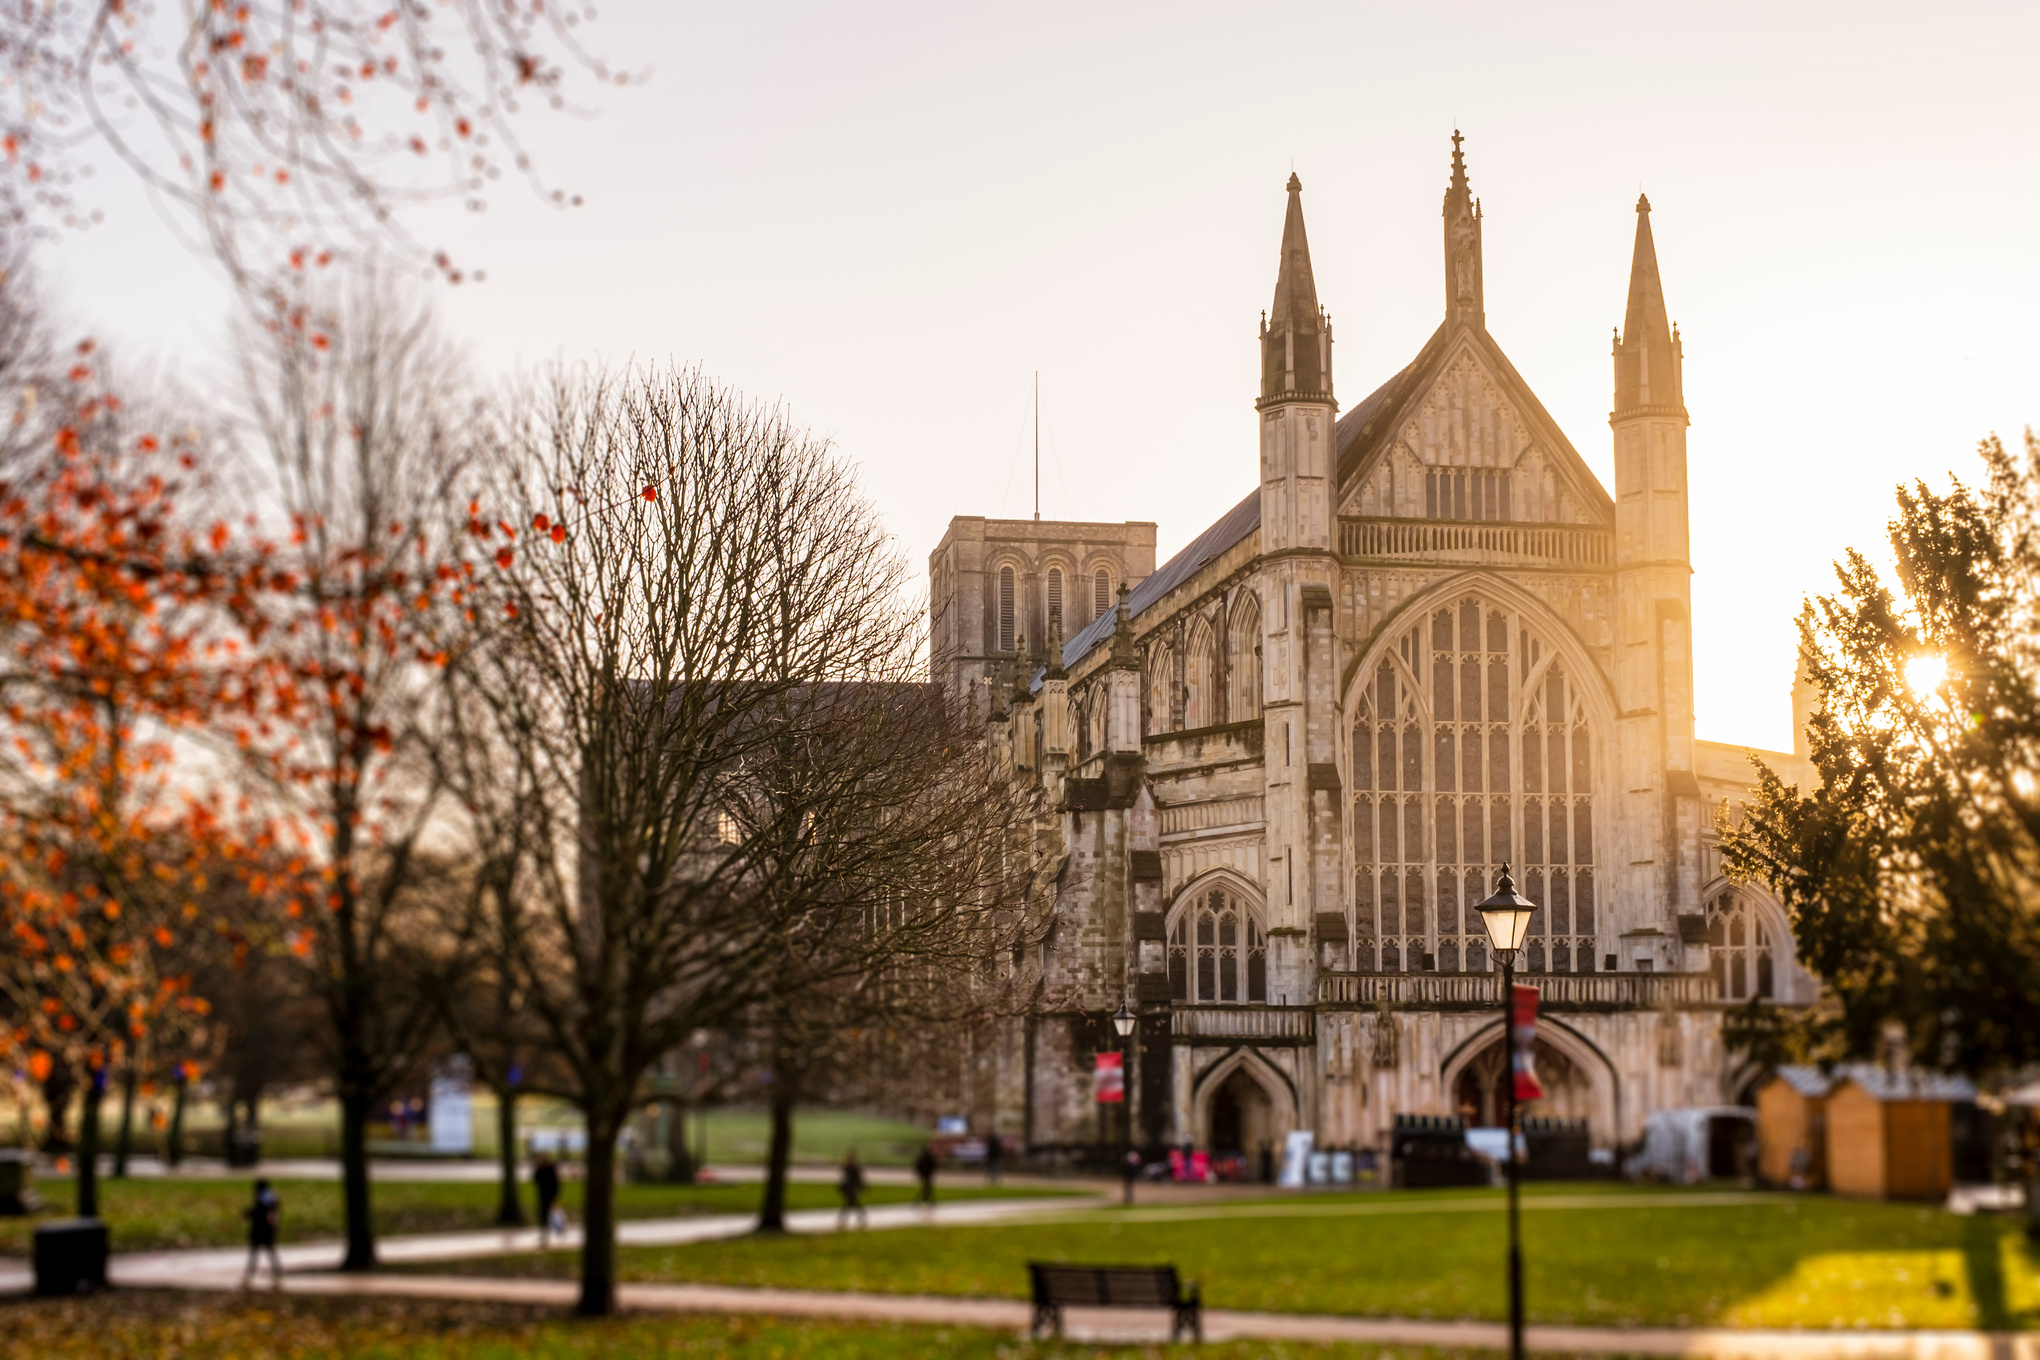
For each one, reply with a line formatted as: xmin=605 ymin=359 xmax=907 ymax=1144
xmin=1 ymin=2 xmax=631 ymax=287
xmin=729 ymin=680 xmax=1036 ymax=1233
xmin=234 ymin=273 xmax=480 ymax=1269
xmin=447 ymin=363 xmax=954 ymax=1315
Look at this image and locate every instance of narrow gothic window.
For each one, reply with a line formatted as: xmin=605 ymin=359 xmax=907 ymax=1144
xmin=1706 ymin=889 xmax=1774 ymax=1000
xmin=1228 ymin=593 xmax=1262 ymax=722
xmin=1348 ymin=597 xmax=1597 ymax=974
xmin=1168 ymin=889 xmax=1267 ymax=1003
xmin=1094 ymin=569 xmax=1111 ymax=620
xmin=998 ymin=566 xmax=1015 ymax=652
xmin=1047 ymin=567 xmax=1063 ymax=627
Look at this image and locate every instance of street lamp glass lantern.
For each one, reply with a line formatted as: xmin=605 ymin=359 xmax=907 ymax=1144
xmin=1111 ymin=1003 xmax=1137 ymax=1039
xmin=1476 ymin=864 xmax=1537 ymax=957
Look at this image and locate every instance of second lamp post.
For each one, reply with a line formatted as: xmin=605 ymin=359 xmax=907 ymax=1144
xmin=1111 ymin=1002 xmax=1138 ymax=1206
xmin=1475 ymin=864 xmax=1537 ymax=1360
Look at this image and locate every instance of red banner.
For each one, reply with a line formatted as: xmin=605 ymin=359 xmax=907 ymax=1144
xmin=1092 ymin=1051 xmax=1125 ymax=1103
xmin=1511 ymin=983 xmax=1545 ymax=1101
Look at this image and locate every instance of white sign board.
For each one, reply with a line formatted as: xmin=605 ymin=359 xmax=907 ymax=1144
xmin=428 ymin=1069 xmax=473 ymax=1154
xmin=1277 ymin=1129 xmax=1315 ymax=1187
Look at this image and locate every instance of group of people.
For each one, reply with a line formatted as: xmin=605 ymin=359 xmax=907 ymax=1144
xmin=235 ymin=1134 xmax=990 ymax=1283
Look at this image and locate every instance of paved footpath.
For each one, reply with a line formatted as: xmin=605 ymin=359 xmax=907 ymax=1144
xmin=9 ymin=1188 xmax=2037 ymax=1358
xmin=152 ymin=1269 xmax=2040 ymax=1359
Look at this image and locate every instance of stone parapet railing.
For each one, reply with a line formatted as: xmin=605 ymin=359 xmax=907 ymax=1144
xmin=1316 ymin=970 xmax=1716 ymax=1010
xmin=1170 ymin=1004 xmax=1315 ymax=1043
xmin=1339 ymin=517 xmax=1613 ymax=569
xmin=1158 ymin=795 xmax=1266 ymax=839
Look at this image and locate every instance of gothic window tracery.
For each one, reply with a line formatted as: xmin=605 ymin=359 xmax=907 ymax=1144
xmin=1350 ymin=597 xmax=1599 ymax=974
xmin=1706 ymin=888 xmax=1774 ymax=1000
xmin=1168 ymin=886 xmax=1267 ymax=1004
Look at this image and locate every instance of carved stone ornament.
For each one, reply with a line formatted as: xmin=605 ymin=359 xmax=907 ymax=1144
xmin=1371 ymin=1001 xmax=1400 ymax=1069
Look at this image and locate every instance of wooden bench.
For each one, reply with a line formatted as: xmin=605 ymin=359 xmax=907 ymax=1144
xmin=1026 ymin=1262 xmax=1201 ymax=1342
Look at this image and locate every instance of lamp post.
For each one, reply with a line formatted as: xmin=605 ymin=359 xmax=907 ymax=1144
xmin=1476 ymin=864 xmax=1536 ymax=1360
xmin=1111 ymin=1002 xmax=1138 ymax=1207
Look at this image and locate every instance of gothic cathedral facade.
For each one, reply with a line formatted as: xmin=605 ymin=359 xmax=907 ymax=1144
xmin=929 ymin=137 xmax=1819 ymax=1162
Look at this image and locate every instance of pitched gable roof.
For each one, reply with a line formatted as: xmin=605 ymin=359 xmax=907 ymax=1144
xmin=1334 ymin=322 xmax=1614 ymax=521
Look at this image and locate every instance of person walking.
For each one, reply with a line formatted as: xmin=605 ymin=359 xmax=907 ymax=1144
xmin=913 ymin=1142 xmax=939 ymax=1213
xmin=533 ymin=1153 xmax=563 ymax=1247
xmin=984 ymin=1128 xmax=1002 ymax=1185
xmin=241 ymin=1178 xmax=282 ymax=1287
xmin=836 ymin=1148 xmax=868 ymax=1230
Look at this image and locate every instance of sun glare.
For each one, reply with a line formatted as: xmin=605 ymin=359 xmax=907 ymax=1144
xmin=1905 ymin=654 xmax=1950 ymax=696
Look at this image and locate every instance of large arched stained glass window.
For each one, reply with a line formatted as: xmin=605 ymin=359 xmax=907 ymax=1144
xmin=1168 ymin=887 xmax=1267 ymax=1003
xmin=1350 ymin=597 xmax=1599 ymax=974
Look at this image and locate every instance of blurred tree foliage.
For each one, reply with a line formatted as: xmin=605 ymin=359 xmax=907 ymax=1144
xmin=1721 ymin=432 xmax=2040 ymax=1080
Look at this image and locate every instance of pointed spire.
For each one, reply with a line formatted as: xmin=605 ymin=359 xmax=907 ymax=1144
xmin=1042 ymin=609 xmax=1065 ymax=681
xmin=1109 ymin=582 xmax=1138 ymax=671
xmin=1258 ymin=172 xmax=1333 ymax=404
xmin=1269 ymin=172 xmax=1320 ymax=330
xmin=1442 ymin=130 xmax=1484 ymax=327
xmin=1613 ymin=193 xmax=1683 ymax=415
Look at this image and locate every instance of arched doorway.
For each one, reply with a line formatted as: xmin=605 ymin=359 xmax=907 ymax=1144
xmin=1208 ymin=1068 xmax=1273 ymax=1154
xmin=1451 ymin=1038 xmax=1592 ymax=1127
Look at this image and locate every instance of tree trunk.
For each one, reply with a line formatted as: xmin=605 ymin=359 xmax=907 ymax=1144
xmin=77 ymin=1075 xmax=104 ymax=1218
xmin=495 ymin=1086 xmax=525 ymax=1226
xmin=165 ymin=1076 xmax=187 ymax=1167
xmin=40 ymin=1065 xmax=74 ymax=1153
xmin=112 ymin=1068 xmax=136 ymax=1178
xmin=339 ymin=1086 xmax=377 ymax=1270
xmin=755 ymin=1081 xmax=797 ymax=1234
xmin=576 ymin=1112 xmax=620 ymax=1316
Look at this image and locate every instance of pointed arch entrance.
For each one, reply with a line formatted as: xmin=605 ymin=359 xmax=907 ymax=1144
xmin=1439 ymin=1016 xmax=1620 ymax=1145
xmin=1192 ymin=1049 xmax=1296 ymax=1156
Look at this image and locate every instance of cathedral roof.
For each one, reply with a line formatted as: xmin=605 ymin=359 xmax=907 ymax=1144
xmin=1046 ymin=486 xmax=1262 ymax=680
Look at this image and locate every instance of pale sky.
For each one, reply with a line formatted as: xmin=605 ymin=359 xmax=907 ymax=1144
xmin=37 ymin=0 xmax=2040 ymax=753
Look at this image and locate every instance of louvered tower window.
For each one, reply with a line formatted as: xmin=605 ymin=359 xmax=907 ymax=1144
xmin=1046 ymin=568 xmax=1063 ymax=629
xmin=1425 ymin=469 xmax=1513 ymax=522
xmin=997 ymin=566 xmax=1015 ymax=652
xmin=1094 ymin=570 xmax=1110 ymax=620
xmin=1350 ymin=597 xmax=1598 ymax=974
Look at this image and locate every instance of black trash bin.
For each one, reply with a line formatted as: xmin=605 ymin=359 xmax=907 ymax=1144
xmin=226 ymin=1129 xmax=262 ymax=1168
xmin=34 ymin=1218 xmax=109 ymax=1294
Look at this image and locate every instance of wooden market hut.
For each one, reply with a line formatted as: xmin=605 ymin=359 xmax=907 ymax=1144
xmin=1824 ymin=1067 xmax=1976 ymax=1200
xmin=1755 ymin=1065 xmax=1831 ymax=1189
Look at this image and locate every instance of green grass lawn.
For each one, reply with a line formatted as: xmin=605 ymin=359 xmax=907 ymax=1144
xmin=435 ymin=1186 xmax=2040 ymax=1332
xmin=4 ymin=1099 xmax=942 ymax=1165
xmin=0 ymin=1174 xmax=1062 ymax=1258
xmin=0 ymin=1291 xmax=1479 ymax=1360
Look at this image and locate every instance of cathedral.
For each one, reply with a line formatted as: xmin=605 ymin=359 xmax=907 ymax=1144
xmin=929 ymin=136 xmax=1818 ymax=1165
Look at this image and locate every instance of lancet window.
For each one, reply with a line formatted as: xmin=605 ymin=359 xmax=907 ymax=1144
xmin=1706 ymin=888 xmax=1774 ymax=1000
xmin=1229 ymin=593 xmax=1262 ymax=722
xmin=1350 ymin=597 xmax=1599 ymax=974
xmin=1094 ymin=569 xmax=1111 ymax=621
xmin=1047 ymin=567 xmax=1064 ymax=628
xmin=1426 ymin=469 xmax=1513 ymax=523
xmin=1168 ymin=886 xmax=1267 ymax=1004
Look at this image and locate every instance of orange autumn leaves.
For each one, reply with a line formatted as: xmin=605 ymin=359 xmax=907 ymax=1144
xmin=0 ymin=356 xmax=274 ymax=1085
